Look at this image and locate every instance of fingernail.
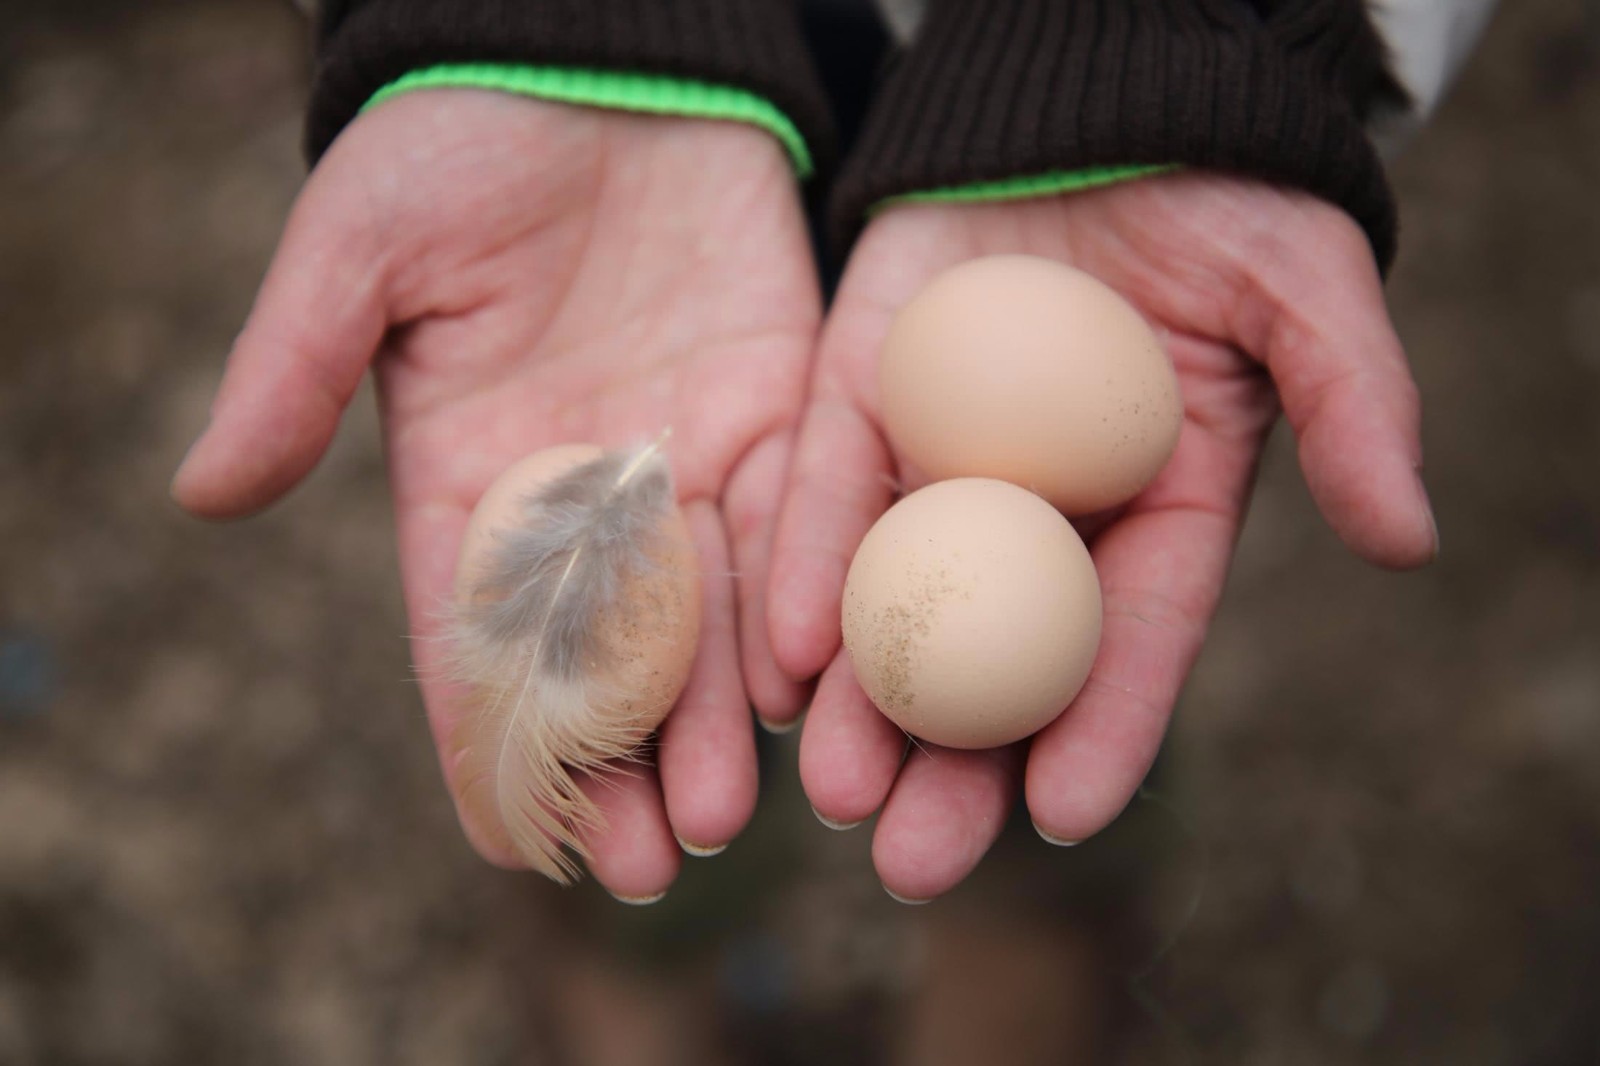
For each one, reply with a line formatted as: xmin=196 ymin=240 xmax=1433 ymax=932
xmin=757 ymin=713 xmax=804 ymax=736
xmin=1034 ymin=822 xmax=1081 ymax=847
xmin=609 ymin=889 xmax=668 ymax=906
xmin=170 ymin=430 xmax=211 ymax=498
xmin=674 ymin=834 xmax=727 ymax=858
xmin=883 ymin=885 xmax=932 ymax=906
xmin=813 ymin=807 xmax=863 ymax=832
xmin=1415 ymin=468 xmax=1440 ymax=562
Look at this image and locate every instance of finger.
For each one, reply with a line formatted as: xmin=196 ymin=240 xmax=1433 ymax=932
xmin=658 ymin=500 xmax=758 ymax=856
xmin=387 ymin=493 xmax=526 ymax=866
xmin=872 ymin=743 xmax=1023 ymax=903
xmin=1244 ymin=219 xmax=1437 ymax=568
xmin=574 ymin=762 xmax=683 ymax=903
xmin=1026 ymin=423 xmax=1255 ymax=844
xmin=171 ymin=176 xmax=386 ymax=518
xmin=798 ymin=652 xmax=905 ymax=829
xmin=767 ymin=397 xmax=895 ymax=681
xmin=724 ymin=430 xmax=811 ymax=730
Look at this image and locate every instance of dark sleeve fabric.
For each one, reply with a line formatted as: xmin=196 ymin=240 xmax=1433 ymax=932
xmin=306 ymin=0 xmax=835 ymax=170
xmin=831 ymin=0 xmax=1410 ymax=270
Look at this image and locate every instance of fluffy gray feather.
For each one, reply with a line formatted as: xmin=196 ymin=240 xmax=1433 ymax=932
xmin=467 ymin=447 xmax=674 ymax=686
xmin=447 ymin=441 xmax=687 ymax=882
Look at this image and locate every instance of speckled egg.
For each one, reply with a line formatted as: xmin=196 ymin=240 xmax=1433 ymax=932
xmin=841 ymin=478 xmax=1102 ymax=749
xmin=880 ymin=255 xmax=1183 ymax=514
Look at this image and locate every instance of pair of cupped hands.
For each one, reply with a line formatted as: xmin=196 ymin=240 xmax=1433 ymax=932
xmin=173 ymin=90 xmax=1436 ymax=903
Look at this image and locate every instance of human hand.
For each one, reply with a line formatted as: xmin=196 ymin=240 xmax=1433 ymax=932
xmin=763 ymin=172 xmax=1437 ymax=902
xmin=172 ymin=90 xmax=821 ymax=900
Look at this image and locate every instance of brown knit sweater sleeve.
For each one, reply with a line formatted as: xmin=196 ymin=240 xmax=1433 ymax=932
xmin=306 ymin=0 xmax=834 ymax=169
xmin=832 ymin=0 xmax=1409 ymax=270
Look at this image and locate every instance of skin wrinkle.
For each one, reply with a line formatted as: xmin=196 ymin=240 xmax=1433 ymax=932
xmin=1243 ymin=206 xmax=1372 ymax=324
xmin=1265 ymin=289 xmax=1422 ymax=464
xmin=1281 ymin=358 xmax=1385 ymax=442
xmin=1162 ymin=338 xmax=1279 ymax=444
xmin=240 ymin=313 xmax=369 ymax=422
xmin=1118 ymin=197 xmax=1266 ymax=314
xmin=1139 ymin=464 xmax=1260 ymax=541
xmin=285 ymin=340 xmax=363 ymax=434
xmin=1071 ymin=676 xmax=1173 ymax=740
xmin=388 ymin=202 xmax=584 ymax=325
xmin=1100 ymin=579 xmax=1212 ymax=640
xmin=379 ymin=312 xmax=551 ymax=433
xmin=1253 ymin=255 xmax=1378 ymax=372
xmin=381 ymin=205 xmax=594 ymax=367
xmin=392 ymin=323 xmax=798 ymax=517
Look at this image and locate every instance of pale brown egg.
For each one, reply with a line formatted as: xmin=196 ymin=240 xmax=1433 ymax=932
xmin=880 ymin=255 xmax=1182 ymax=514
xmin=841 ymin=478 xmax=1102 ymax=750
xmin=448 ymin=442 xmax=699 ymax=880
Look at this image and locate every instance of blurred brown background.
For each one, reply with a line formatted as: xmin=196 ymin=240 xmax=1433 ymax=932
xmin=2 ymin=1 xmax=1598 ymax=1063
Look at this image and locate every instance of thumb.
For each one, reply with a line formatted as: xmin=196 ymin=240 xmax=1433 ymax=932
xmin=172 ymin=174 xmax=387 ymax=519
xmin=1244 ymin=214 xmax=1438 ymax=569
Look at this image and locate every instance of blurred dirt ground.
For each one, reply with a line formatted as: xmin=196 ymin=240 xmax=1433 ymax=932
xmin=2 ymin=2 xmax=1598 ymax=1064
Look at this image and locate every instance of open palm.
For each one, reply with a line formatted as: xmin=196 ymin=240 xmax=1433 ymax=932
xmin=763 ymin=173 xmax=1437 ymax=902
xmin=173 ymin=91 xmax=820 ymax=901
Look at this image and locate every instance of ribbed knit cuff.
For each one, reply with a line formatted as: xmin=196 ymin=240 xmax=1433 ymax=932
xmin=832 ymin=0 xmax=1408 ymax=271
xmin=879 ymin=163 xmax=1180 ymax=210
xmin=308 ymin=0 xmax=834 ymax=174
xmin=363 ymin=64 xmax=815 ymax=177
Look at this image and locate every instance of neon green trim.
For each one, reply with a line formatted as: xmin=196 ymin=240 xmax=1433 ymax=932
xmin=877 ymin=163 xmax=1181 ymax=211
xmin=362 ymin=63 xmax=813 ymax=179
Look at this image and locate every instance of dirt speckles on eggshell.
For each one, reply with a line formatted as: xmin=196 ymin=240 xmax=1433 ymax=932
xmin=855 ymin=563 xmax=966 ymax=714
